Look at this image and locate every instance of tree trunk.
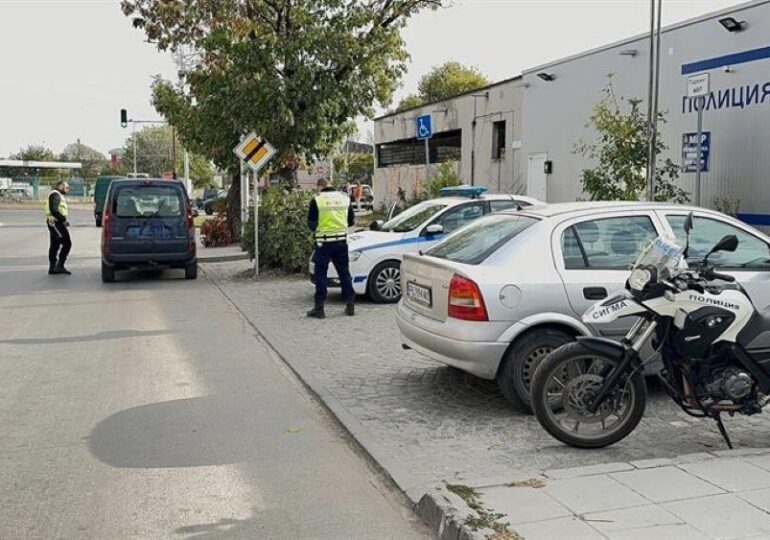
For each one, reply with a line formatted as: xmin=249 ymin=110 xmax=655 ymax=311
xmin=226 ymin=167 xmax=241 ymax=241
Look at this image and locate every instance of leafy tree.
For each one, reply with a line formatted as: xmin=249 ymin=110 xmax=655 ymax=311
xmin=397 ymin=61 xmax=489 ymax=111
xmin=2 ymin=145 xmax=59 ymax=179
xmin=574 ymin=76 xmax=688 ymax=203
xmin=120 ymin=125 xmax=214 ymax=187
xmin=60 ymin=142 xmax=107 ymax=180
xmin=333 ymin=151 xmax=374 ymax=186
xmin=122 ymin=0 xmax=444 ymax=239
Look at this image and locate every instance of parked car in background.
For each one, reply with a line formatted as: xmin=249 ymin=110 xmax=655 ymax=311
xmin=309 ymin=186 xmax=541 ymax=303
xmin=94 ymin=176 xmax=125 ymax=226
xmin=397 ymin=201 xmax=770 ymax=413
xmin=100 ymin=179 xmax=197 ymax=282
xmin=196 ymin=188 xmax=220 ymax=210
xmin=203 ymin=189 xmax=228 ymax=215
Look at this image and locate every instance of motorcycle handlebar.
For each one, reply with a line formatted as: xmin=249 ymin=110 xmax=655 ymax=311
xmin=706 ymin=270 xmax=735 ymax=282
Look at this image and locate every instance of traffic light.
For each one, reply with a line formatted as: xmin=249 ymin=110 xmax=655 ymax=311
xmin=120 ymin=109 xmax=128 ymax=128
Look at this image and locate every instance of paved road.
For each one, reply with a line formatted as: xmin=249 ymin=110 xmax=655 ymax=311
xmin=0 ymin=208 xmax=429 ymax=538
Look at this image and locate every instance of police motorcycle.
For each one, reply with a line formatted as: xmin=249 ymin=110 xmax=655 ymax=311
xmin=532 ymin=213 xmax=770 ymax=449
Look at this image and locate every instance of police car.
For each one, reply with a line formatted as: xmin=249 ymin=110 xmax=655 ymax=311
xmin=309 ymin=186 xmax=542 ymax=303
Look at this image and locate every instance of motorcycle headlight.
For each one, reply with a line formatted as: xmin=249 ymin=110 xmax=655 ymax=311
xmin=349 ymin=251 xmax=363 ymax=262
xmin=629 ymin=267 xmax=653 ymax=291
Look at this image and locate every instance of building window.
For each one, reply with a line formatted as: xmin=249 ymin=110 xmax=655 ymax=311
xmin=492 ymin=120 xmax=506 ymax=160
xmin=377 ymin=130 xmax=462 ymax=167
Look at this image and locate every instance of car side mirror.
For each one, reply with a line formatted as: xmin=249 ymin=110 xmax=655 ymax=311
xmin=712 ymin=234 xmax=739 ymax=253
xmin=370 ymin=220 xmax=383 ymax=231
xmin=425 ymin=224 xmax=444 ymax=236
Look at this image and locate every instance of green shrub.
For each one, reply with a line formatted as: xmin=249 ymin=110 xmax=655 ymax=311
xmin=242 ymin=187 xmax=315 ymax=273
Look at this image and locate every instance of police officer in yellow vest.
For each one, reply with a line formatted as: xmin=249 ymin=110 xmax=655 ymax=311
xmin=45 ymin=180 xmax=72 ymax=275
xmin=307 ymin=178 xmax=356 ymax=318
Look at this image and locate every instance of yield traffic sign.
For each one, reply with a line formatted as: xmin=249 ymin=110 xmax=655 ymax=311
xmin=233 ymin=132 xmax=277 ymax=173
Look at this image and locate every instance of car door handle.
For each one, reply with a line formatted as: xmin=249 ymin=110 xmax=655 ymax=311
xmin=583 ymin=287 xmax=608 ymax=300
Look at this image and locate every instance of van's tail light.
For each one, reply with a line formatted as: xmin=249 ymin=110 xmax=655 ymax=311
xmin=448 ymin=274 xmax=488 ymax=321
xmin=186 ymin=202 xmax=194 ymax=229
xmin=101 ymin=205 xmax=111 ymax=255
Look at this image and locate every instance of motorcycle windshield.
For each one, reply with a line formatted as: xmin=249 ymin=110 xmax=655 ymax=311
xmin=633 ymin=236 xmax=684 ymax=280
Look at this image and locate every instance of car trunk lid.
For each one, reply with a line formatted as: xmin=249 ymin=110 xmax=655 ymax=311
xmin=401 ymin=253 xmax=458 ymax=322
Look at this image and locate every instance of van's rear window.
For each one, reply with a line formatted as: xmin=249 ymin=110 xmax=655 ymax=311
xmin=114 ymin=186 xmax=183 ymax=218
xmin=426 ymin=214 xmax=537 ymax=264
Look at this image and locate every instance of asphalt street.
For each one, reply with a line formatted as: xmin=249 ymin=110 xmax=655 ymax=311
xmin=0 ymin=207 xmax=429 ymax=538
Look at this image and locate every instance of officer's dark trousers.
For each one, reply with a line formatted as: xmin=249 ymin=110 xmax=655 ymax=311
xmin=314 ymin=240 xmax=354 ymax=304
xmin=48 ymin=221 xmax=71 ymax=266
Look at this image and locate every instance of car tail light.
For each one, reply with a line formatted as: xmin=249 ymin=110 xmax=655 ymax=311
xmin=186 ymin=202 xmax=194 ymax=229
xmin=101 ymin=205 xmax=111 ymax=255
xmin=448 ymin=274 xmax=488 ymax=322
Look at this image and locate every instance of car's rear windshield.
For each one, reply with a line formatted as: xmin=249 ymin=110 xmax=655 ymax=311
xmin=113 ymin=185 xmax=184 ymax=218
xmin=426 ymin=214 xmax=538 ymax=264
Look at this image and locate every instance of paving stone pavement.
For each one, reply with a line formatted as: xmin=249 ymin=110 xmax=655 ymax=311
xmin=203 ymin=263 xmax=770 ymax=502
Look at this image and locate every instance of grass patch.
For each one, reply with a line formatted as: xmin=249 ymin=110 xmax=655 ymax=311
xmin=506 ymin=478 xmax=545 ymax=489
xmin=444 ymin=482 xmax=523 ymax=539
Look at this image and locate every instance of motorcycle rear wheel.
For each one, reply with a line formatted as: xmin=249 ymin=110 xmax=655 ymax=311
xmin=532 ymin=342 xmax=647 ymax=449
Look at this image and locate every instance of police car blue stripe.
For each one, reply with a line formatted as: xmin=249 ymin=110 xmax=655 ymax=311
xmin=356 ymin=235 xmax=445 ymax=253
xmin=353 ymin=275 xmax=367 ymax=283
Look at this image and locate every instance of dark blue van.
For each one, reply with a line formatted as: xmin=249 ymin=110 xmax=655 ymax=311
xmin=100 ymin=179 xmax=197 ymax=282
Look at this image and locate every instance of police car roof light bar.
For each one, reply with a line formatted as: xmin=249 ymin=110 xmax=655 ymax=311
xmin=439 ymin=185 xmax=489 ymax=199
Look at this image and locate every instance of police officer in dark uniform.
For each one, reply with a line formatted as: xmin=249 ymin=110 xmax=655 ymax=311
xmin=45 ymin=180 xmax=72 ymax=275
xmin=307 ymin=178 xmax=355 ymax=319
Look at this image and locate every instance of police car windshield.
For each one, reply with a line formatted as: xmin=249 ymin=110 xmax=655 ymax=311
xmin=381 ymin=202 xmax=447 ymax=233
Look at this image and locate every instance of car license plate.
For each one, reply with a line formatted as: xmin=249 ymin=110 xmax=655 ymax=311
xmin=406 ymin=282 xmax=432 ymax=308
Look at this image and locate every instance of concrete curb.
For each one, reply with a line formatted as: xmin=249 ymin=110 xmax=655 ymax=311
xmin=197 ymin=253 xmax=249 ymax=263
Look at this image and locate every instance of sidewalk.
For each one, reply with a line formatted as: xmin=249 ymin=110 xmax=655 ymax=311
xmin=423 ymin=449 xmax=770 ymax=539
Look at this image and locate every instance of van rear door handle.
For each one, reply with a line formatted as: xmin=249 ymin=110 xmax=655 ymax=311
xmin=583 ymin=287 xmax=608 ymax=300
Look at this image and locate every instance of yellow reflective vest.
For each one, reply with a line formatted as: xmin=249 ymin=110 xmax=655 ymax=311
xmin=44 ymin=190 xmax=68 ymax=221
xmin=314 ymin=191 xmax=350 ymax=242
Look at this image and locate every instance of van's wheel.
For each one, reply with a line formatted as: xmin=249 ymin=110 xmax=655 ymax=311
xmin=101 ymin=262 xmax=115 ymax=283
xmin=367 ymin=261 xmax=401 ymax=303
xmin=185 ymin=261 xmax=198 ymax=280
xmin=497 ymin=329 xmax=573 ymax=414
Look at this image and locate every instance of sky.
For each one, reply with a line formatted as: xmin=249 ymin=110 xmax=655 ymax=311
xmin=0 ymin=0 xmax=749 ymax=158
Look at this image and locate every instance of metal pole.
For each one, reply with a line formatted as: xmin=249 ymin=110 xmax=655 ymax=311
xmin=132 ymin=122 xmax=137 ymax=176
xmin=240 ymin=161 xmax=248 ymax=235
xmin=471 ymin=100 xmax=477 ymax=186
xmin=645 ymin=0 xmax=656 ymax=200
xmin=424 ymin=138 xmax=431 ymax=182
xmin=254 ymin=171 xmax=259 ymax=275
xmin=172 ymin=126 xmax=177 ymax=179
xmin=696 ymin=97 xmax=704 ymax=207
xmin=649 ymin=0 xmax=663 ymax=201
xmin=184 ymin=150 xmax=190 ymax=194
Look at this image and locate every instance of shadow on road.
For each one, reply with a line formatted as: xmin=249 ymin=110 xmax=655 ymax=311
xmin=0 ymin=329 xmax=170 ymax=345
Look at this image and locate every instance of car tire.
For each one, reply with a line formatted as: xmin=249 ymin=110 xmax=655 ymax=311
xmin=497 ymin=328 xmax=573 ymax=414
xmin=101 ymin=261 xmax=115 ymax=283
xmin=185 ymin=261 xmax=198 ymax=280
xmin=205 ymin=206 xmax=213 ymax=216
xmin=367 ymin=260 xmax=401 ymax=303
xmin=95 ymin=218 xmax=102 ymax=227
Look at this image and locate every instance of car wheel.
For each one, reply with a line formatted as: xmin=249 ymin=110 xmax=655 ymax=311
xmin=95 ymin=218 xmax=102 ymax=227
xmin=185 ymin=261 xmax=198 ymax=280
xmin=497 ymin=328 xmax=573 ymax=414
xmin=367 ymin=261 xmax=401 ymax=303
xmin=101 ymin=261 xmax=115 ymax=283
xmin=205 ymin=205 xmax=213 ymax=216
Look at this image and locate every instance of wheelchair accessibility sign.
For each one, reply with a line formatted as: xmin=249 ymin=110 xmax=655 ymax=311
xmin=416 ymin=114 xmax=432 ymax=140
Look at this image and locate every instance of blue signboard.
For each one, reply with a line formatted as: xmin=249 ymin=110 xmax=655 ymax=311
xmin=416 ymin=114 xmax=432 ymax=140
xmin=682 ymin=131 xmax=711 ymax=173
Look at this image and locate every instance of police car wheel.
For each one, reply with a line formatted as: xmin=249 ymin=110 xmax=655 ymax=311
xmin=368 ymin=261 xmax=401 ymax=304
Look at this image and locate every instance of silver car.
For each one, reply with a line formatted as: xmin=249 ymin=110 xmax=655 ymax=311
xmin=397 ymin=201 xmax=770 ymax=413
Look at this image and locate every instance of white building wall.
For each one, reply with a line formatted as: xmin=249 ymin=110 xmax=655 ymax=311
xmin=373 ymin=79 xmax=523 ymax=207
xmin=520 ymin=0 xmax=770 ymax=226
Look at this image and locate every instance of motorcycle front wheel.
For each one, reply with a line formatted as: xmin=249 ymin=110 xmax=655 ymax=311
xmin=531 ymin=342 xmax=647 ymax=449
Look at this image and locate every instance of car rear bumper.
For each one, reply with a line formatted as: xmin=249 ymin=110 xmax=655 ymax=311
xmin=396 ymin=302 xmax=507 ymax=379
xmin=103 ymin=250 xmax=196 ymax=267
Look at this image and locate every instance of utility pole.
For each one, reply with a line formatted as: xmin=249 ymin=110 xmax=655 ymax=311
xmin=646 ymin=0 xmax=663 ymax=201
